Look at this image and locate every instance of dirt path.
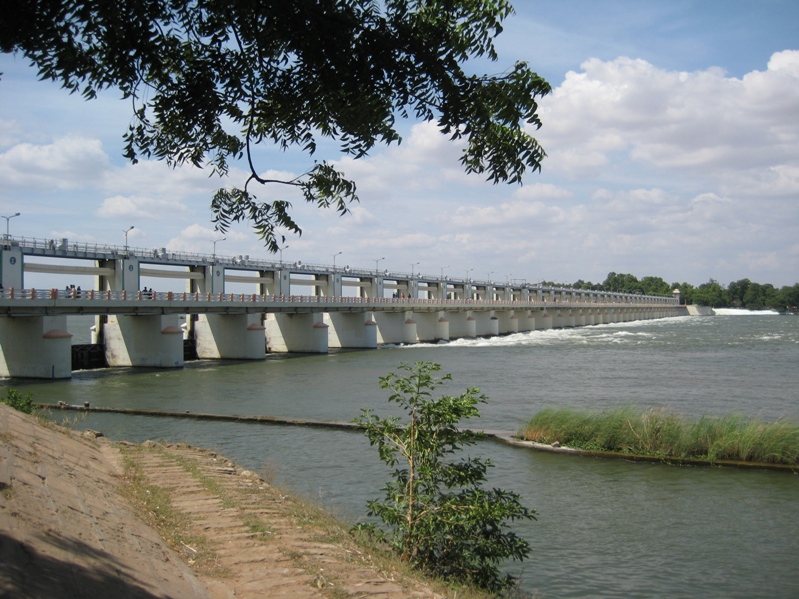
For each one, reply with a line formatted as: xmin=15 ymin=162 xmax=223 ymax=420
xmin=0 ymin=406 xmax=447 ymax=599
xmin=122 ymin=443 xmax=443 ymax=599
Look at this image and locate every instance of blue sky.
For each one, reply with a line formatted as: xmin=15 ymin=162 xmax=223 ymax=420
xmin=1 ymin=1 xmax=798 ymax=289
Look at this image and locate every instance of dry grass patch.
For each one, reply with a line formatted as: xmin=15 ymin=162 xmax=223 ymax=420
xmin=118 ymin=450 xmax=230 ymax=577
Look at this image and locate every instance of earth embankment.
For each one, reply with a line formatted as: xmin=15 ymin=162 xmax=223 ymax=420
xmin=0 ymin=405 xmax=445 ymax=598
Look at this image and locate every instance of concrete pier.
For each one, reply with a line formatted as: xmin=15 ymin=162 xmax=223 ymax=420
xmin=194 ymin=314 xmax=266 ymax=360
xmin=104 ymin=314 xmax=184 ymax=368
xmin=325 ymin=312 xmax=378 ymax=349
xmin=265 ymin=312 xmax=328 ymax=353
xmin=0 ymin=315 xmax=72 ymax=378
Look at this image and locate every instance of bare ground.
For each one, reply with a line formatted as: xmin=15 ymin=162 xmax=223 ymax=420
xmin=0 ymin=405 xmax=449 ymax=599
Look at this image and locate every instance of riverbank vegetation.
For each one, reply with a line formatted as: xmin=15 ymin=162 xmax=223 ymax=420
xmin=520 ymin=406 xmax=799 ymax=465
xmin=542 ymin=272 xmax=799 ymax=311
xmin=1 ymin=388 xmax=36 ymax=414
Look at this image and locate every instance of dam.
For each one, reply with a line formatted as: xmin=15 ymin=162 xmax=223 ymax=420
xmin=0 ymin=236 xmax=684 ymax=379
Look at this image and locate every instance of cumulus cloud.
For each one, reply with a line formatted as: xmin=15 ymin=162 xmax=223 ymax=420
xmin=512 ymin=183 xmax=574 ymax=202
xmin=0 ymin=119 xmax=23 ymax=148
xmin=334 ymin=121 xmax=469 ymax=197
xmin=537 ymin=51 xmax=799 ymax=180
xmin=164 ymin=223 xmax=249 ymax=255
xmin=0 ymin=136 xmax=110 ymax=189
xmin=96 ymin=194 xmax=189 ymax=220
xmin=99 ymin=158 xmax=229 ymax=202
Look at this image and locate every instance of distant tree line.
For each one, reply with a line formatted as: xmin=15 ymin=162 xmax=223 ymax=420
xmin=539 ymin=273 xmax=799 ymax=311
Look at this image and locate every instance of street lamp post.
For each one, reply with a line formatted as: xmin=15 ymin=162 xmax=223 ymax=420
xmin=440 ymin=265 xmax=449 ymax=299
xmin=331 ymin=251 xmax=343 ymax=299
xmin=123 ymin=226 xmax=134 ymax=256
xmin=212 ymin=237 xmax=226 ymax=263
xmin=2 ymin=212 xmax=20 ymax=245
xmin=409 ymin=262 xmax=419 ymax=299
xmin=211 ymin=237 xmax=225 ymax=295
xmin=373 ymin=256 xmax=385 ymax=276
xmin=278 ymin=244 xmax=289 ymax=267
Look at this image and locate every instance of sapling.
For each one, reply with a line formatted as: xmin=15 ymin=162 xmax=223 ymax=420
xmin=354 ymin=362 xmax=536 ymax=593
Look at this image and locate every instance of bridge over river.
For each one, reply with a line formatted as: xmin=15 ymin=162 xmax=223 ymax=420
xmin=0 ymin=236 xmax=683 ymax=379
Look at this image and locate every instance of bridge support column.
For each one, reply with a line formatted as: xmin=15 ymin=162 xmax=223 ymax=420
xmin=403 ymin=312 xmax=418 ymax=344
xmin=522 ymin=310 xmax=536 ymax=332
xmin=436 ymin=312 xmax=450 ymax=341
xmin=0 ymin=315 xmax=73 ymax=379
xmin=496 ymin=310 xmax=518 ymax=334
xmin=446 ymin=311 xmax=476 ymax=340
xmin=194 ymin=314 xmax=266 ymax=359
xmin=103 ymin=314 xmax=184 ymax=368
xmin=373 ymin=312 xmax=407 ymax=345
xmin=411 ymin=311 xmax=442 ymax=342
xmin=519 ymin=310 xmax=537 ymax=331
xmin=326 ymin=312 xmax=378 ymax=349
xmin=265 ymin=312 xmax=328 ymax=353
xmin=1 ymin=247 xmax=24 ymax=289
xmin=473 ymin=311 xmax=499 ymax=337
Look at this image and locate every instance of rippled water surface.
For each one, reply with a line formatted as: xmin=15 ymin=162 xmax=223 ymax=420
xmin=7 ymin=313 xmax=799 ymax=598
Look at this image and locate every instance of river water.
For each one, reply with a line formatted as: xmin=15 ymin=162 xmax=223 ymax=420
xmin=6 ymin=312 xmax=799 ymax=598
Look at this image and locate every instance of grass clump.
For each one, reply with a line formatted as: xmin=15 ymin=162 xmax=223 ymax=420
xmin=521 ymin=406 xmax=799 ymax=465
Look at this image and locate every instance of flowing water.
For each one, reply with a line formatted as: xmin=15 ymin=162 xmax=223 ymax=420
xmin=5 ymin=312 xmax=799 ymax=598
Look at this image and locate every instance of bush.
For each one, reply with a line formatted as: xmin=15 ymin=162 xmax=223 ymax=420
xmin=354 ymin=362 xmax=536 ymax=593
xmin=1 ymin=389 xmax=36 ymax=414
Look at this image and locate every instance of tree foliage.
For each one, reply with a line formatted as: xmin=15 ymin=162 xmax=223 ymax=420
xmin=354 ymin=361 xmax=536 ymax=593
xmin=564 ymin=271 xmax=797 ymax=311
xmin=1 ymin=1 xmax=551 ymax=250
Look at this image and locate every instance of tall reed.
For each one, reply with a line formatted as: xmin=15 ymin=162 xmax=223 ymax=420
xmin=520 ymin=407 xmax=799 ymax=465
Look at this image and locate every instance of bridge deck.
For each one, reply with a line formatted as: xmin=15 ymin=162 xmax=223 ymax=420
xmin=0 ymin=287 xmax=673 ymax=317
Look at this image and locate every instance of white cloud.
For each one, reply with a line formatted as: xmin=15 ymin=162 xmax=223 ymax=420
xmin=512 ymin=183 xmax=574 ymax=202
xmin=0 ymin=136 xmax=110 ymax=189
xmin=164 ymin=223 xmax=250 ymax=255
xmin=0 ymin=119 xmax=23 ymax=148
xmin=334 ymin=121 xmax=469 ymax=197
xmin=537 ymin=51 xmax=799 ymax=181
xmin=96 ymin=194 xmax=189 ymax=220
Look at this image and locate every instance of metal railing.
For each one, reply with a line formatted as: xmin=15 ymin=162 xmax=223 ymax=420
xmin=4 ymin=235 xmax=678 ymax=304
xmin=0 ymin=287 xmax=680 ymax=310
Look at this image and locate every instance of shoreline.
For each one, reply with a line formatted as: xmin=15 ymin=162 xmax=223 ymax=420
xmin=42 ymin=402 xmax=798 ymax=473
xmin=1 ymin=404 xmax=493 ymax=599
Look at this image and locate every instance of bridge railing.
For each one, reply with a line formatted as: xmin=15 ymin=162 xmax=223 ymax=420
xmin=6 ymin=235 xmax=677 ymax=305
xmin=0 ymin=287 xmax=679 ymax=308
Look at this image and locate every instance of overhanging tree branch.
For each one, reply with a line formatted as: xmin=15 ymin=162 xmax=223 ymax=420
xmin=1 ymin=0 xmax=551 ymax=250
